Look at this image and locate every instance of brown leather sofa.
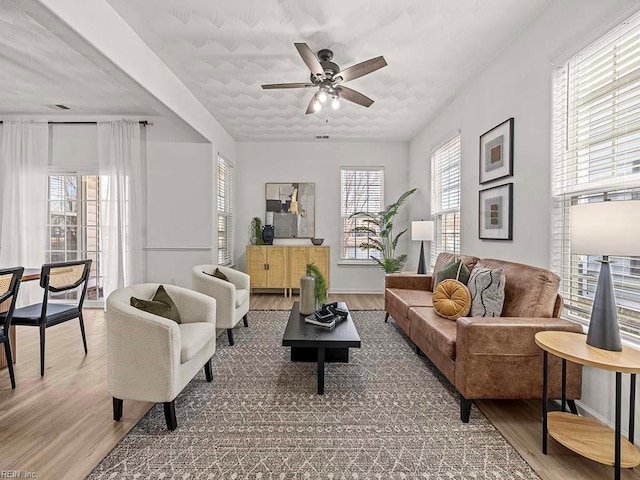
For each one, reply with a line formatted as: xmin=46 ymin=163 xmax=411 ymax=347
xmin=385 ymin=252 xmax=583 ymax=422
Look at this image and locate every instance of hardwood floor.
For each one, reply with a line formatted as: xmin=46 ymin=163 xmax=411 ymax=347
xmin=0 ymin=294 xmax=636 ymax=479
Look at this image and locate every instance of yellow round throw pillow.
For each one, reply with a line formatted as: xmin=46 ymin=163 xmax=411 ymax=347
xmin=433 ymin=279 xmax=472 ymax=320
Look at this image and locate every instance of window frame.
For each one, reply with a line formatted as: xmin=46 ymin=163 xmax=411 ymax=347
xmin=47 ymin=170 xmax=104 ymax=306
xmin=551 ymin=11 xmax=640 ymax=338
xmin=216 ymin=156 xmax=234 ymax=267
xmin=339 ymin=167 xmax=385 ymax=264
xmin=430 ymin=134 xmax=461 ymax=268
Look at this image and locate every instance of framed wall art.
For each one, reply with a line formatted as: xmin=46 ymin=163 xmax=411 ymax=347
xmin=478 ymin=183 xmax=513 ymax=241
xmin=479 ymin=117 xmax=514 ymax=184
xmin=265 ymin=182 xmax=315 ymax=238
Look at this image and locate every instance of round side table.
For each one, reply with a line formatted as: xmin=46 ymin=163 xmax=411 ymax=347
xmin=535 ymin=331 xmax=640 ymax=480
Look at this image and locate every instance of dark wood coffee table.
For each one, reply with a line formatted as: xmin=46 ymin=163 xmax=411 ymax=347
xmin=282 ymin=301 xmax=361 ymax=395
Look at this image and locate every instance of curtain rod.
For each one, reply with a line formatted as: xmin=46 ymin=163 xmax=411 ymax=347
xmin=0 ymin=121 xmax=149 ymax=126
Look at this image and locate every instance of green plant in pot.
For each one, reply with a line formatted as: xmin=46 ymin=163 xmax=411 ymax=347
xmin=306 ymin=263 xmax=327 ymax=305
xmin=349 ymin=188 xmax=416 ymax=273
xmin=250 ymin=217 xmax=264 ymax=245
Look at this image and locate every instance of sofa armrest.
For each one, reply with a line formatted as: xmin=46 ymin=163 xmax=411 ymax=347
xmin=164 ymin=285 xmax=217 ymax=326
xmin=385 ymin=273 xmax=432 ymax=291
xmin=455 ymin=316 xmax=583 ymax=400
xmin=221 ymin=267 xmax=250 ymax=291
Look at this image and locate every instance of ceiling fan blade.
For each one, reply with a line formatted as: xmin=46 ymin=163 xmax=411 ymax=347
xmin=294 ymin=43 xmax=325 ymax=79
xmin=262 ymin=83 xmax=315 ymax=89
xmin=305 ymin=91 xmax=320 ymax=115
xmin=338 ymin=86 xmax=374 ymax=107
xmin=336 ymin=56 xmax=387 ymax=83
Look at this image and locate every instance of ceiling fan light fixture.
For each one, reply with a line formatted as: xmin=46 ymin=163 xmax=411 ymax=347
xmin=313 ymin=100 xmax=322 ymax=112
xmin=332 ymin=96 xmax=340 ymax=110
xmin=318 ymin=90 xmax=327 ymax=103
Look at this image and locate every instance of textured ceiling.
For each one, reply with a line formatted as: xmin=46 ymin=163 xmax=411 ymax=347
xmin=0 ymin=0 xmax=163 ymax=116
xmin=107 ymin=0 xmax=551 ymax=141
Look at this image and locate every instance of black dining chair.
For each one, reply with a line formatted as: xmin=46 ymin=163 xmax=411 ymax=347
xmin=0 ymin=266 xmax=24 ymax=389
xmin=9 ymin=260 xmax=92 ymax=376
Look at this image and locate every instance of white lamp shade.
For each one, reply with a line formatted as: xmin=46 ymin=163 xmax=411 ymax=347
xmin=411 ymin=220 xmax=434 ymax=241
xmin=570 ymin=200 xmax=640 ymax=255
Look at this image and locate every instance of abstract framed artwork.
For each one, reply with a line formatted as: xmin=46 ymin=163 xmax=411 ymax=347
xmin=265 ymin=182 xmax=315 ymax=238
xmin=479 ymin=117 xmax=514 ymax=184
xmin=478 ymin=183 xmax=513 ymax=241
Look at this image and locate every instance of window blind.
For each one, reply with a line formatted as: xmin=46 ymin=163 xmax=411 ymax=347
xmin=217 ymin=157 xmax=233 ymax=266
xmin=430 ymin=135 xmax=461 ymax=266
xmin=552 ymin=11 xmax=640 ymax=336
xmin=340 ymin=167 xmax=384 ymax=260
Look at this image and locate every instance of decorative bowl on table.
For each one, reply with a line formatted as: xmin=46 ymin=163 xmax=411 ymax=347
xmin=311 ymin=238 xmax=324 ymax=246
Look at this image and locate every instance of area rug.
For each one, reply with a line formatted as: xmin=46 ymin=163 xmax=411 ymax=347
xmin=89 ymin=311 xmax=539 ymax=479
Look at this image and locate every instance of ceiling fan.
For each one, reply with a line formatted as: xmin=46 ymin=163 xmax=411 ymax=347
xmin=261 ymin=43 xmax=387 ymax=114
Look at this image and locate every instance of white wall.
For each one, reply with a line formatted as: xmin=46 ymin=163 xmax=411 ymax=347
xmin=408 ymin=0 xmax=640 ymax=437
xmin=236 ymin=141 xmax=410 ymax=293
xmin=145 ymin=124 xmax=216 ymax=288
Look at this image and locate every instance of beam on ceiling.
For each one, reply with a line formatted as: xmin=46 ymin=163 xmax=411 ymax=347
xmin=18 ymin=0 xmax=235 ymax=152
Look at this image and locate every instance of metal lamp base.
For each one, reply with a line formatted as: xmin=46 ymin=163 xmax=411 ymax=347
xmin=587 ymin=259 xmax=622 ymax=352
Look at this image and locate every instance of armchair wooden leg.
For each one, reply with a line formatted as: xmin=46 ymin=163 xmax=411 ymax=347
xmin=227 ymin=329 xmax=235 ymax=346
xmin=4 ymin=338 xmax=15 ymax=389
xmin=113 ymin=397 xmax=123 ymax=421
xmin=78 ymin=312 xmax=88 ymax=354
xmin=204 ymin=358 xmax=213 ymax=382
xmin=384 ymin=312 xmax=389 ymax=323
xmin=164 ymin=401 xmax=177 ymax=430
xmin=39 ymin=323 xmax=46 ymax=377
xmin=243 ymin=314 xmax=248 ymax=328
xmin=460 ymin=394 xmax=473 ymax=423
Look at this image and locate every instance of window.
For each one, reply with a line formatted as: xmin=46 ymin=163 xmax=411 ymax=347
xmin=340 ymin=168 xmax=384 ymax=261
xmin=217 ymin=156 xmax=233 ymax=266
xmin=47 ymin=174 xmax=103 ymax=302
xmin=552 ymin=12 xmax=640 ymax=335
xmin=430 ymin=135 xmax=461 ymax=266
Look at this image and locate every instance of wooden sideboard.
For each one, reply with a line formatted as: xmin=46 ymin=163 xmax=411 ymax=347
xmin=246 ymin=245 xmax=329 ymax=297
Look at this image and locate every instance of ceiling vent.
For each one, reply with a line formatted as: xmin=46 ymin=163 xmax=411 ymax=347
xmin=314 ymin=135 xmax=329 ymax=140
xmin=47 ymin=104 xmax=70 ymax=110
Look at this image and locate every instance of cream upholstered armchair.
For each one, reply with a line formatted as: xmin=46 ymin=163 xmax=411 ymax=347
xmin=106 ymin=284 xmax=217 ymax=430
xmin=192 ymin=265 xmax=250 ymax=346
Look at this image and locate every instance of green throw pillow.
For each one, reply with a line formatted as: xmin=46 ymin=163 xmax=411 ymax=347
xmin=214 ymin=268 xmax=229 ymax=282
xmin=130 ymin=285 xmax=181 ymax=323
xmin=202 ymin=268 xmax=230 ymax=282
xmin=434 ymin=259 xmax=471 ymax=290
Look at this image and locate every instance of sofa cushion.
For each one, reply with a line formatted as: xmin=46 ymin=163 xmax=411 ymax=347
xmin=179 ymin=322 xmax=216 ymax=363
xmin=476 ymin=259 xmax=560 ymax=317
xmin=386 ymin=288 xmax=434 ymax=319
xmin=236 ymin=288 xmax=249 ymax=308
xmin=433 ymin=279 xmax=471 ymax=320
xmin=408 ymin=307 xmax=457 ymax=360
xmin=434 ymin=259 xmax=471 ymax=289
xmin=130 ymin=285 xmax=181 ymax=324
xmin=468 ymin=266 xmax=506 ymax=317
xmin=432 ymin=253 xmax=480 ymax=291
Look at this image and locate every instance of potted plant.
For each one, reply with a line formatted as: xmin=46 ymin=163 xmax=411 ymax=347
xmin=307 ymin=263 xmax=328 ymax=305
xmin=349 ymin=188 xmax=416 ymax=273
xmin=249 ymin=217 xmax=264 ymax=245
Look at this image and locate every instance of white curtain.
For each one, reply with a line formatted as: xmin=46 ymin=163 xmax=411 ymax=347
xmin=98 ymin=121 xmax=145 ymax=299
xmin=0 ymin=121 xmax=49 ymax=304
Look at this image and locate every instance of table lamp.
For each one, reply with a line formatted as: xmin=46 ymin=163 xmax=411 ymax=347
xmin=570 ymin=200 xmax=640 ymax=351
xmin=411 ymin=220 xmax=434 ymax=274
